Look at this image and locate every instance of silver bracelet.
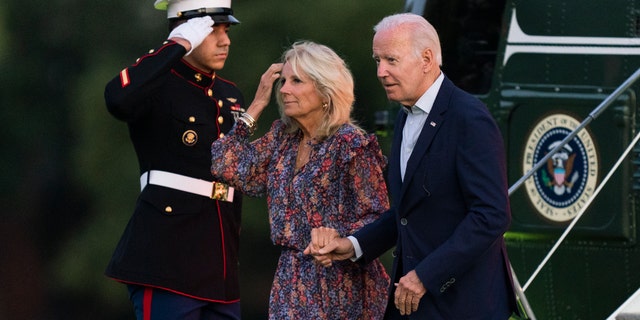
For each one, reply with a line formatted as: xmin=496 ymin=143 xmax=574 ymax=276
xmin=242 ymin=112 xmax=256 ymax=124
xmin=240 ymin=113 xmax=257 ymax=135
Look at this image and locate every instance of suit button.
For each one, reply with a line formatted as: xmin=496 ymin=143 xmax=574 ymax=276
xmin=392 ymin=250 xmax=397 ymax=257
xmin=400 ymin=218 xmax=408 ymax=225
xmin=165 ymin=206 xmax=173 ymax=213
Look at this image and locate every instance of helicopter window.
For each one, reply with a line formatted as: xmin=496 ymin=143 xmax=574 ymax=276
xmin=423 ymin=0 xmax=505 ymax=94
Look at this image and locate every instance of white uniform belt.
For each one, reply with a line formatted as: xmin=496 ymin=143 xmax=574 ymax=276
xmin=140 ymin=170 xmax=234 ymax=202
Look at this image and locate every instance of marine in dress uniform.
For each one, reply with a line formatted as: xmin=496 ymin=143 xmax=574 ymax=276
xmin=103 ymin=1 xmax=245 ymax=319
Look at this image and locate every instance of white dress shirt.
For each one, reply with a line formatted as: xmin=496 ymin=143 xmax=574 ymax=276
xmin=400 ymin=72 xmax=444 ymax=180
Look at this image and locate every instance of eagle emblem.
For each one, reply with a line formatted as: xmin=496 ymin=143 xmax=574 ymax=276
xmin=544 ymin=141 xmax=579 ymax=196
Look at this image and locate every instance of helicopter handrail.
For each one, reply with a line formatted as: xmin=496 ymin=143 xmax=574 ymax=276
xmin=511 ymin=129 xmax=640 ymax=319
xmin=506 ymin=67 xmax=640 ymax=320
xmin=522 ymin=129 xmax=640 ymax=291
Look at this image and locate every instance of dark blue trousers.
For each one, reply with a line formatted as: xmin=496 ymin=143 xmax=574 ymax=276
xmin=127 ymin=285 xmax=241 ymax=320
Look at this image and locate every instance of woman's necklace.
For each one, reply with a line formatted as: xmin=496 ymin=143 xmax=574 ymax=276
xmin=295 ymin=137 xmax=314 ymax=170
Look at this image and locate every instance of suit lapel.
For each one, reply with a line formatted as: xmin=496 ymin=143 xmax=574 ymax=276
xmin=388 ymin=109 xmax=407 ymax=198
xmin=398 ymin=77 xmax=454 ymax=199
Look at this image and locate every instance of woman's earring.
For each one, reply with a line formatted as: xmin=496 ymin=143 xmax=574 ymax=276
xmin=322 ymin=102 xmax=329 ymax=110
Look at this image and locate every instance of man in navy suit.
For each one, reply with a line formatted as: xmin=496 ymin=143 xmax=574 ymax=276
xmin=305 ymin=13 xmax=518 ymax=319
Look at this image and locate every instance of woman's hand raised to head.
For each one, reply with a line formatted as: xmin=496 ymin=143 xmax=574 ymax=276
xmin=245 ymin=63 xmax=283 ymax=121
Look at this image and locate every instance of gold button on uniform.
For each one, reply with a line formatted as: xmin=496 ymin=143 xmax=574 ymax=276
xmin=149 ymin=49 xmax=155 ymax=54
xmin=219 ymin=133 xmax=225 ymax=138
xmin=207 ymin=89 xmax=213 ymax=97
xmin=165 ymin=206 xmax=173 ymax=213
xmin=218 ymin=116 xmax=224 ymax=124
xmin=189 ymin=116 xmax=196 ymax=123
xmin=218 ymin=100 xmax=223 ymax=108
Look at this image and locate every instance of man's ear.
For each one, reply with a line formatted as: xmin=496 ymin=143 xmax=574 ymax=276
xmin=422 ymin=48 xmax=435 ymax=72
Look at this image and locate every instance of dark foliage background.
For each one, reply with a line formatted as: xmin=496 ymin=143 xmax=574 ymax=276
xmin=0 ymin=1 xmax=402 ymax=319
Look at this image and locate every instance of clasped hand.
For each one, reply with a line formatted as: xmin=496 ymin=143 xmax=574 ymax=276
xmin=302 ymin=227 xmax=354 ymax=267
xmin=303 ymin=228 xmax=426 ymax=316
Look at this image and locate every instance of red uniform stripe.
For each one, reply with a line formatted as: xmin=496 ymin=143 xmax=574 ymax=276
xmin=215 ymin=200 xmax=227 ymax=278
xmin=143 ymin=287 xmax=153 ymax=320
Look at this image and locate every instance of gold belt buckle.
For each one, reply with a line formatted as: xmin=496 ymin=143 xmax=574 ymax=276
xmin=211 ymin=181 xmax=230 ymax=201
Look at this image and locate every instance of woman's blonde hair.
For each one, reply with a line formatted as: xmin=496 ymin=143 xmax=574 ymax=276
xmin=275 ymin=41 xmax=358 ymax=140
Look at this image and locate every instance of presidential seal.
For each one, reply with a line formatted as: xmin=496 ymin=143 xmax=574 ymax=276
xmin=523 ymin=113 xmax=598 ymax=222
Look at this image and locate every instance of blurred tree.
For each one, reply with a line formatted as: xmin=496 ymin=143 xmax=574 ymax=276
xmin=0 ymin=0 xmax=402 ymax=319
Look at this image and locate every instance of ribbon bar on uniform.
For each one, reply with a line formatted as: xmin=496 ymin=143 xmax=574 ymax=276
xmin=140 ymin=170 xmax=234 ymax=202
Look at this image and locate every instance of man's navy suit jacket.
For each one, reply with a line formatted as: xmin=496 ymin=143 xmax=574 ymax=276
xmin=355 ymin=76 xmax=518 ymax=319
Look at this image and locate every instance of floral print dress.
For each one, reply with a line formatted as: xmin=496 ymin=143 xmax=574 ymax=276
xmin=211 ymin=119 xmax=390 ymax=319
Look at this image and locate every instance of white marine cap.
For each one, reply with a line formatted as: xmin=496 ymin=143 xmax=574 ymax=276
xmin=154 ymin=0 xmax=240 ymax=24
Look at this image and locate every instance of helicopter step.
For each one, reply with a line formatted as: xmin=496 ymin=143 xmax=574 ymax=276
xmin=608 ymin=287 xmax=640 ymax=320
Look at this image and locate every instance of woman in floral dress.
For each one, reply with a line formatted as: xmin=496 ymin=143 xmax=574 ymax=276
xmin=210 ymin=41 xmax=390 ymax=319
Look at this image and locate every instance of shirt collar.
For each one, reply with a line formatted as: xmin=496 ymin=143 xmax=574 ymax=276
xmin=403 ymin=72 xmax=444 ymax=114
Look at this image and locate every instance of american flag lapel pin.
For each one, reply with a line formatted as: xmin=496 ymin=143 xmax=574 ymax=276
xmin=430 ymin=121 xmax=437 ymax=127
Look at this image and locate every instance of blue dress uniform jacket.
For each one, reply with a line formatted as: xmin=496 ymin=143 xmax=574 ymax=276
xmin=104 ymin=40 xmax=244 ymax=302
xmin=354 ymin=77 xmax=517 ymax=319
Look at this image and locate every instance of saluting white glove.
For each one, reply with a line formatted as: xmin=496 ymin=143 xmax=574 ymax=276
xmin=168 ymin=16 xmax=214 ymax=55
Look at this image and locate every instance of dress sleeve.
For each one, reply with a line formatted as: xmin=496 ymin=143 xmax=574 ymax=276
xmin=340 ymin=132 xmax=390 ymax=235
xmin=211 ymin=119 xmax=282 ymax=197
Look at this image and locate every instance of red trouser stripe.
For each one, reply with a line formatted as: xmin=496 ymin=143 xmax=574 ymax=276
xmin=143 ymin=287 xmax=153 ymax=320
xmin=215 ymin=200 xmax=227 ymax=278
